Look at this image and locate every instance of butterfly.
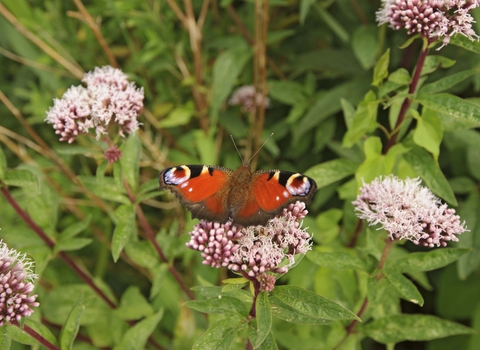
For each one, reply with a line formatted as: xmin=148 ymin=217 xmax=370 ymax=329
xmin=158 ymin=161 xmax=317 ymax=227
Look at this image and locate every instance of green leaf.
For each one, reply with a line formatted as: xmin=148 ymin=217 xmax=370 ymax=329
xmin=270 ymin=286 xmax=360 ymax=323
xmin=372 ymin=49 xmax=390 ymax=86
xmin=12 ymin=319 xmax=58 ymax=347
xmin=305 ymin=158 xmax=358 ymax=188
xmin=355 ymin=136 xmax=392 ymax=184
xmin=54 ymin=237 xmax=92 ymax=253
xmin=450 ymin=35 xmax=480 ymax=53
xmin=342 ymin=91 xmax=379 ymax=148
xmin=268 ymin=81 xmax=306 ymax=106
xmin=55 ymin=145 xmax=90 ymax=155
xmin=113 ymin=309 xmax=164 ymax=350
xmin=59 ymin=301 xmax=85 ymax=350
xmin=388 ymin=68 xmax=410 ymax=85
xmin=249 ymin=292 xmax=272 ymax=348
xmin=0 ymin=147 xmax=6 ymax=179
xmin=299 ymin=0 xmax=316 ymax=24
xmin=457 ymin=192 xmax=480 ymax=279
xmin=120 ymin=133 xmax=141 ymax=191
xmin=157 ymin=102 xmax=194 ymax=128
xmin=114 ymin=286 xmax=154 ymax=320
xmin=211 ymin=46 xmax=251 ymax=119
xmin=422 ymin=56 xmax=456 ymax=75
xmin=413 ymin=108 xmax=444 ymax=159
xmin=384 ymin=271 xmax=424 ymax=306
xmin=419 ymin=69 xmax=479 ymax=94
xmin=61 ymin=215 xmax=92 ymax=238
xmin=307 ymin=250 xmax=367 ymax=271
xmin=78 ymin=176 xmax=129 ymax=204
xmin=403 ymin=145 xmax=457 ymax=205
xmin=385 ymin=248 xmax=470 ymax=273
xmin=184 ymin=296 xmax=248 ymax=317
xmin=361 ymin=314 xmax=474 ymax=344
xmin=125 ymin=241 xmax=158 ymax=269
xmin=352 ymin=25 xmax=378 ymax=69
xmin=194 ymin=130 xmax=216 ymax=165
xmin=112 ymin=204 xmax=137 ymax=262
xmin=193 ymin=316 xmax=245 ymax=350
xmin=295 ymin=80 xmax=369 ymax=144
xmin=314 ymin=208 xmax=343 ymax=244
xmin=3 ymin=169 xmax=38 ymax=191
xmin=255 ymin=331 xmax=278 ymax=350
xmin=416 ymin=93 xmax=480 ymax=124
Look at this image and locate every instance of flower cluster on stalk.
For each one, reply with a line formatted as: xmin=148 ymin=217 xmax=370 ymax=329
xmin=376 ymin=0 xmax=480 ymax=48
xmin=186 ymin=202 xmax=312 ymax=292
xmin=229 ymin=85 xmax=270 ymax=114
xmin=0 ymin=241 xmax=39 ymax=326
xmin=45 ymin=66 xmax=144 ymax=143
xmin=352 ymin=175 xmax=467 ymax=247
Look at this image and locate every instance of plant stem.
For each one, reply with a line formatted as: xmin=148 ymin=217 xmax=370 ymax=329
xmin=0 ymin=184 xmax=117 ymax=308
xmin=123 ymin=179 xmax=196 ymax=300
xmin=383 ymin=44 xmax=430 ymax=154
xmin=12 ymin=321 xmax=60 ymax=350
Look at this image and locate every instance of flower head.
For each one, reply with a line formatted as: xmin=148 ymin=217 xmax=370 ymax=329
xmin=352 ymin=176 xmax=467 ymax=247
xmin=0 ymin=241 xmax=39 ymax=326
xmin=186 ymin=202 xmax=312 ymax=291
xmin=229 ymin=85 xmax=270 ymax=114
xmin=104 ymin=145 xmax=122 ymax=163
xmin=376 ymin=0 xmax=480 ymax=49
xmin=45 ymin=66 xmax=144 ymax=143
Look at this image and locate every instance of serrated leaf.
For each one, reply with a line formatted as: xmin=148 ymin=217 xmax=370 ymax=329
xmin=255 ymin=331 xmax=278 ymax=350
xmin=112 ymin=204 xmax=137 ymax=262
xmin=0 ymin=147 xmax=6 ymax=179
xmin=4 ymin=169 xmax=38 ymax=191
xmin=270 ymin=286 xmax=360 ymax=322
xmin=113 ymin=309 xmax=163 ymax=350
xmin=61 ymin=215 xmax=92 ymax=239
xmin=416 ymin=93 xmax=480 ymax=124
xmin=419 ymin=69 xmax=478 ymax=94
xmin=373 ymin=49 xmax=390 ymax=86
xmin=184 ymin=296 xmax=248 ymax=317
xmin=249 ymin=292 xmax=272 ymax=348
xmin=386 ymin=248 xmax=470 ymax=273
xmin=120 ymin=133 xmax=141 ymax=191
xmin=388 ymin=68 xmax=410 ymax=85
xmin=361 ymin=314 xmax=474 ymax=344
xmin=307 ymin=250 xmax=367 ymax=271
xmin=422 ymin=56 xmax=456 ymax=75
xmin=193 ymin=316 xmax=245 ymax=350
xmin=305 ymin=158 xmax=358 ymax=189
xmin=403 ymin=146 xmax=457 ymax=205
xmin=59 ymin=301 xmax=85 ymax=350
xmin=413 ymin=108 xmax=443 ymax=159
xmin=384 ymin=271 xmax=424 ymax=306
xmin=55 ymin=238 xmax=92 ymax=253
xmin=450 ymin=35 xmax=480 ymax=53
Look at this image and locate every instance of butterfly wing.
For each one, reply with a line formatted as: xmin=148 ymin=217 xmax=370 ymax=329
xmin=159 ymin=165 xmax=233 ymax=223
xmin=232 ymin=170 xmax=317 ymax=226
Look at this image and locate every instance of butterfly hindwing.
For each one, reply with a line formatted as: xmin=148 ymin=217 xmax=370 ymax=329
xmin=159 ymin=165 xmax=233 ymax=223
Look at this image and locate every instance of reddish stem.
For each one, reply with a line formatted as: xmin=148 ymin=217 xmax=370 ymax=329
xmin=383 ymin=44 xmax=430 ymax=154
xmin=0 ymin=184 xmax=116 ymax=308
xmin=12 ymin=321 xmax=60 ymax=350
xmin=123 ymin=179 xmax=195 ymax=300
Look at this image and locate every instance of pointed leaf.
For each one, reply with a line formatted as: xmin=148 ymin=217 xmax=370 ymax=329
xmin=112 ymin=204 xmax=137 ymax=262
xmin=386 ymin=248 xmax=470 ymax=273
xmin=416 ymin=93 xmax=480 ymax=124
xmin=419 ymin=69 xmax=479 ymax=94
xmin=413 ymin=108 xmax=443 ymax=159
xmin=0 ymin=147 xmax=6 ymax=179
xmin=193 ymin=316 xmax=245 ymax=350
xmin=184 ymin=296 xmax=248 ymax=317
xmin=61 ymin=215 xmax=92 ymax=239
xmin=54 ymin=238 xmax=93 ymax=253
xmin=361 ymin=314 xmax=475 ymax=344
xmin=343 ymin=91 xmax=379 ymax=148
xmin=114 ymin=286 xmax=154 ymax=320
xmin=59 ymin=301 xmax=85 ymax=350
xmin=403 ymin=146 xmax=457 ymax=205
xmin=305 ymin=158 xmax=358 ymax=189
xmin=270 ymin=286 xmax=360 ymax=322
xmin=4 ymin=169 xmax=38 ymax=191
xmin=373 ymin=49 xmax=390 ymax=86
xmin=384 ymin=271 xmax=424 ymax=306
xmin=249 ymin=292 xmax=272 ymax=348
xmin=120 ymin=133 xmax=141 ymax=191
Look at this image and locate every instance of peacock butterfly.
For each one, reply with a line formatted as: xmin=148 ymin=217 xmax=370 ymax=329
xmin=158 ymin=160 xmax=317 ymax=226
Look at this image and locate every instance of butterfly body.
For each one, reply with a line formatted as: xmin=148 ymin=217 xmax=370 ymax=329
xmin=159 ymin=163 xmax=317 ymax=226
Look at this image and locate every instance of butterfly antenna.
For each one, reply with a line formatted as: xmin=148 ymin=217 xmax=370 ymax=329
xmin=230 ymin=135 xmax=244 ymax=163
xmin=248 ymin=133 xmax=274 ymax=164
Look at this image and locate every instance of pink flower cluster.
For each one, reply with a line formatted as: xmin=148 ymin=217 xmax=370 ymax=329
xmin=0 ymin=241 xmax=39 ymax=326
xmin=229 ymin=85 xmax=270 ymax=114
xmin=376 ymin=0 xmax=480 ymax=48
xmin=352 ymin=176 xmax=467 ymax=247
xmin=186 ymin=202 xmax=312 ymax=292
xmin=45 ymin=66 xmax=144 ymax=143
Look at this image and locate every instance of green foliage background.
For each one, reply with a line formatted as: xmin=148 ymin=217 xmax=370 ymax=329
xmin=1 ymin=0 xmax=480 ymax=349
